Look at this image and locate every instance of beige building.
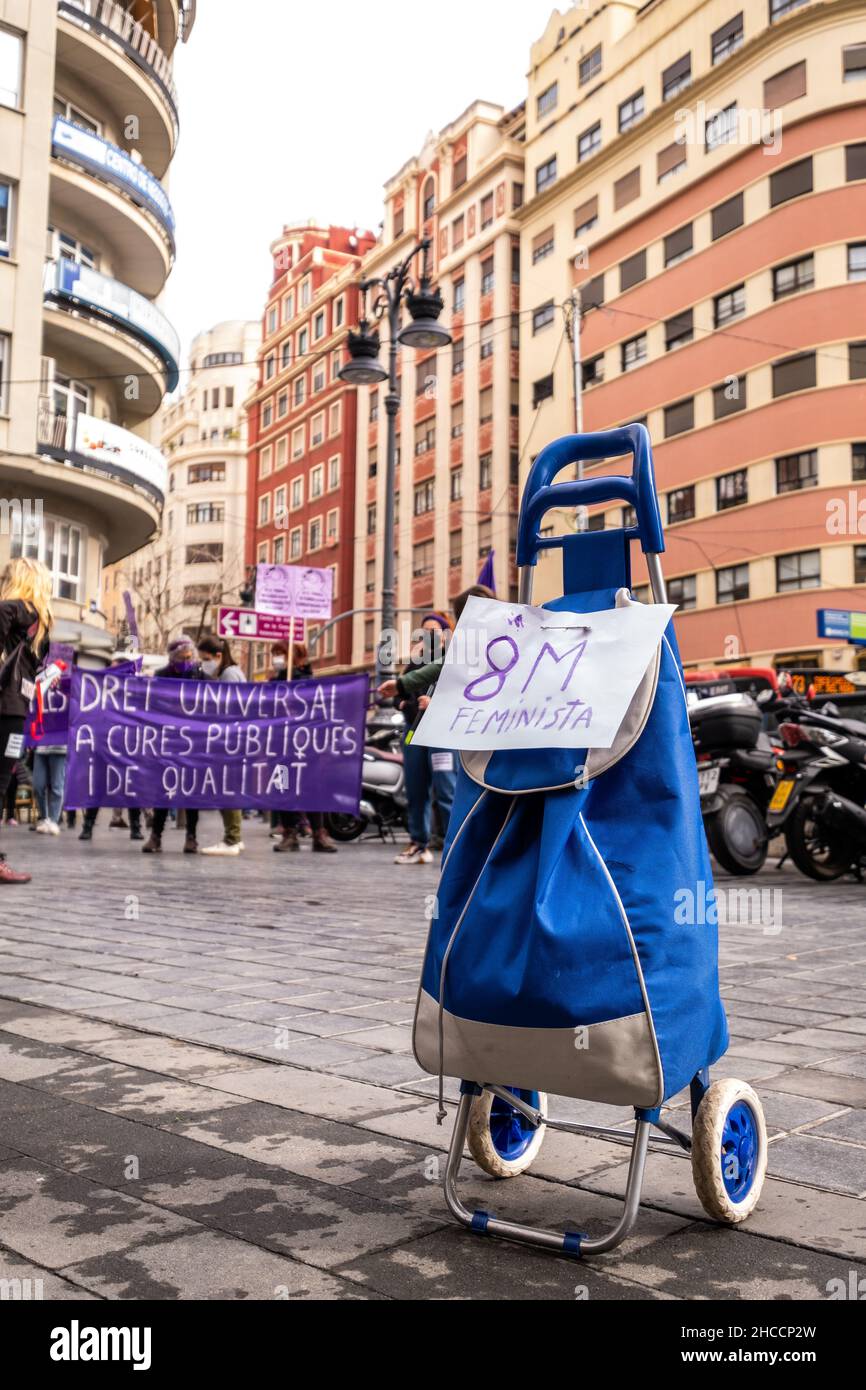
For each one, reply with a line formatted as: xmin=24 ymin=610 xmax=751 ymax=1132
xmin=349 ymin=101 xmax=526 ymax=666
xmin=518 ymin=0 xmax=866 ymax=670
xmin=0 ymin=0 xmax=193 ymax=661
xmin=105 ymin=319 xmax=259 ymax=654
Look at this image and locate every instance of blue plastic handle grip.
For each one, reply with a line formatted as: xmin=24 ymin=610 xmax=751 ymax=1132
xmin=516 ymin=424 xmax=665 ymax=566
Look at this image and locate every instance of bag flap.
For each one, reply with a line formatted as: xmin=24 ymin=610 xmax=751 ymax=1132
xmin=460 ymin=588 xmax=662 ymax=795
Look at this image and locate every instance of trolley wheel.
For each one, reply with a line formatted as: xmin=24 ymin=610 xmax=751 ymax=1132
xmin=691 ymin=1078 xmax=767 ymax=1224
xmin=467 ymin=1087 xmax=547 ymax=1178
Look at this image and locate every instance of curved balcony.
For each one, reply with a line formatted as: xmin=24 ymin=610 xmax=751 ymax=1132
xmin=56 ymin=0 xmax=178 ymax=176
xmin=43 ymin=258 xmax=180 ymax=417
xmin=51 ymin=118 xmax=175 ymax=294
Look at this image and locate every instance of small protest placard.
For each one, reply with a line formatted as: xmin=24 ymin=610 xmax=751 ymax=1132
xmin=255 ymin=564 xmax=333 ymax=620
xmin=412 ymin=595 xmax=675 ymax=751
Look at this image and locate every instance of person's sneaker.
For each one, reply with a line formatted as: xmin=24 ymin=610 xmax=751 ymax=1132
xmin=395 ymin=844 xmax=427 ymax=865
xmin=78 ymin=825 xmax=93 ymax=842
xmin=141 ymin=834 xmax=162 ymax=853
xmin=6 ymin=817 xmax=17 ymax=828
xmin=35 ymin=819 xmax=51 ymax=834
xmin=0 ymin=860 xmax=30 ymax=883
xmin=201 ymin=841 xmax=241 ymax=856
xmin=48 ymin=821 xmax=60 ymax=836
xmin=183 ymin=836 xmax=199 ymax=854
xmin=130 ymin=827 xmax=144 ymax=841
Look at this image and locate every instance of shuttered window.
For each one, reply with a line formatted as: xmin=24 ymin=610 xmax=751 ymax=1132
xmin=664 ymin=222 xmax=693 ymax=266
xmin=664 ymin=398 xmax=694 ymax=437
xmin=581 ymin=273 xmax=605 ymax=311
xmin=613 ymin=166 xmax=641 ymax=210
xmin=846 ymin=143 xmax=866 ymax=181
xmin=665 ymin=309 xmax=693 ymax=351
xmin=772 ymin=352 xmax=816 ymax=396
xmin=711 ymin=192 xmax=743 ymax=240
xmin=843 ymin=44 xmax=866 ymax=81
xmin=657 ymin=140 xmax=686 ymax=182
xmin=620 ymin=249 xmax=646 ymax=292
xmin=850 ymin=342 xmax=866 ymax=381
xmin=662 ymin=53 xmax=691 ymax=101
xmin=763 ymin=61 xmax=806 ymax=108
xmin=770 ymin=157 xmax=812 ymax=207
xmin=713 ymin=377 xmax=746 ymax=418
xmin=574 ymin=195 xmax=599 ymax=235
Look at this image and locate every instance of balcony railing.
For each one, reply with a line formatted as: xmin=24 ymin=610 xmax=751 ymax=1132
xmin=51 ymin=117 xmax=175 ymax=251
xmin=58 ymin=0 xmax=179 ymax=134
xmin=37 ymin=403 xmax=167 ymax=505
xmin=43 ymin=257 xmax=180 ymax=390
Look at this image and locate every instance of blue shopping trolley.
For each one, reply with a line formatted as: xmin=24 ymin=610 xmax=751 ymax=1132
xmin=412 ymin=425 xmax=768 ymax=1257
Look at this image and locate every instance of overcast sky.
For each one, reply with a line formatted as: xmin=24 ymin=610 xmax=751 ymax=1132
xmin=164 ymin=0 xmax=562 ymax=363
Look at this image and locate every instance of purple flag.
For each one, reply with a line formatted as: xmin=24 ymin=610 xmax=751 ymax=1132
xmin=65 ymin=669 xmax=367 ymax=812
xmin=477 ymin=549 xmax=496 ymax=594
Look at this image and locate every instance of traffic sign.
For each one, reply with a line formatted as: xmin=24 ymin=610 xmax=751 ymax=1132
xmin=817 ymin=608 xmax=866 ymax=646
xmin=218 ymin=607 xmax=304 ymax=643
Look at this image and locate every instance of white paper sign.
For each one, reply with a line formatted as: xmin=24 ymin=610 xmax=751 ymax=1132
xmin=412 ymin=596 xmax=676 ymax=751
xmin=256 ymin=564 xmax=333 ymax=620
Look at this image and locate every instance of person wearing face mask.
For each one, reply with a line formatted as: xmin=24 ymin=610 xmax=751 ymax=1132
xmin=142 ymin=636 xmax=205 ymax=854
xmin=197 ymin=636 xmax=247 ymax=856
xmin=271 ymin=642 xmax=337 ymax=855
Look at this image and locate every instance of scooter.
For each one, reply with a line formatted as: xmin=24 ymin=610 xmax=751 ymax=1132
xmin=324 ymin=713 xmax=408 ymax=842
xmin=762 ymin=687 xmax=866 ymax=881
xmin=688 ymin=692 xmax=778 ymax=875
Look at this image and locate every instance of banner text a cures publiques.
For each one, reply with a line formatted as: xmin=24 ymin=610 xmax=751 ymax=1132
xmin=64 ymin=670 xmax=367 ymax=812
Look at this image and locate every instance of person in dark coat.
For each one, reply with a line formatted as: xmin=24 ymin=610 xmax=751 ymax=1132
xmin=0 ymin=558 xmax=53 ymax=884
xmin=271 ymin=642 xmax=337 ymax=854
xmin=141 ymin=635 xmax=206 ymax=854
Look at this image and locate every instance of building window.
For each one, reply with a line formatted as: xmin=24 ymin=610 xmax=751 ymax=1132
xmin=512 ymin=182 xmax=524 ymax=210
xmin=711 ymin=13 xmax=743 ymax=65
xmin=0 ymin=26 xmax=23 ymax=108
xmin=537 ymin=81 xmax=558 ymax=118
xmin=667 ymin=487 xmax=695 ymax=525
xmin=413 ymin=539 xmax=434 ymax=578
xmin=583 ymin=354 xmax=604 ymax=388
xmin=292 ymin=425 xmax=304 ymax=460
xmin=535 ymin=156 xmax=557 ymax=194
xmin=532 ymin=301 xmax=555 ymax=334
xmin=0 ymin=332 xmax=8 ymax=413
xmin=770 ymin=157 xmax=813 ymax=207
xmin=414 ymin=420 xmax=435 ymax=455
xmin=480 ymin=321 xmax=494 ymax=359
xmin=0 ymin=180 xmax=14 ymax=257
xmin=311 ymin=412 xmax=324 ymax=447
xmin=578 ymin=122 xmax=601 ymax=162
xmin=854 ymin=443 xmax=866 ymax=480
xmin=574 ymin=196 xmax=598 ymax=237
xmin=657 ymin=140 xmax=687 ymax=183
xmin=259 ymin=495 xmax=270 ymax=526
xmin=414 ymin=478 xmax=435 ymax=515
xmin=300 ymin=278 xmax=311 ymax=309
xmin=10 ymin=514 xmax=83 ymax=600
xmin=267 ymin=306 xmax=278 ymax=335
xmin=664 ymin=398 xmax=694 ymax=437
xmin=334 ymin=297 xmax=345 ymax=328
xmin=189 ymin=463 xmax=225 ymax=483
xmin=326 ymin=509 xmax=339 ymax=542
xmin=313 ymin=309 xmax=326 ymax=340
xmin=714 ymin=284 xmax=745 ymax=325
xmin=848 ymin=243 xmax=866 ymax=281
xmin=452 ymin=216 xmax=464 ymax=251
xmin=713 ymin=376 xmax=747 ymax=418
xmin=450 ymin=530 xmax=462 ymax=569
xmin=273 ymin=536 xmax=285 ymax=564
xmin=452 ymin=338 xmax=465 ymax=376
xmin=328 ymin=402 xmax=341 ymax=436
xmin=281 ymin=339 xmax=292 ymax=370
xmin=773 ymin=254 xmax=814 ymax=299
xmin=711 ymin=192 xmax=744 ymax=240
xmin=423 ymin=178 xmax=435 ymax=222
xmin=453 ymin=279 xmax=465 ymax=314
xmin=770 ymin=0 xmax=810 ymax=19
xmin=579 ymin=45 xmax=602 ymax=86
xmin=290 ymin=476 xmax=304 ymax=510
xmin=618 ymin=90 xmax=644 ymax=132
xmin=308 ymin=517 xmax=322 ymax=551
xmin=479 ymin=454 xmax=492 ymax=491
xmin=773 ymin=352 xmax=816 ymax=396
xmin=855 ymin=546 xmax=866 ymax=583
xmin=310 ymin=464 xmax=324 ymax=499
xmin=844 ymin=44 xmax=866 ymax=82
xmin=278 ymin=391 xmax=288 ymax=418
xmin=620 ymin=250 xmax=646 ymax=291
xmin=621 ymin=334 xmax=647 ymax=372
xmin=613 ymin=167 xmax=641 ymax=210
xmin=706 ymin=103 xmax=738 ymax=150
xmin=274 ymin=486 xmax=287 ymax=525
xmin=478 ymin=520 xmax=492 ymax=558
xmin=186 ymin=543 xmax=224 ymax=565
xmin=450 ymin=467 xmax=463 ymax=502
xmin=393 ymin=205 xmax=404 ymax=238
xmin=581 ymin=273 xmax=604 ymax=311
xmin=777 ymin=549 xmax=820 ymax=592
xmin=481 ymin=192 xmax=494 ymax=229
xmin=532 ymin=229 xmax=555 ymax=264
xmin=289 ymin=527 xmax=302 ymax=560
xmin=453 ymin=154 xmax=467 ymax=189
xmin=293 ymin=376 xmax=306 ymax=407
xmin=481 ymin=257 xmax=495 ymax=296
xmin=366 ymin=504 xmax=377 ymax=536
xmin=259 ymin=445 xmax=273 ymax=478
xmin=717 ymin=469 xmax=748 ymax=510
xmin=532 ymin=375 xmax=554 ymax=407
xmin=479 ymin=387 xmax=493 ymax=424
xmin=187 ymin=503 xmax=224 ymax=524
xmin=512 ymin=243 xmax=521 ymax=284
xmin=717 ymin=563 xmax=749 ymax=604
xmin=662 ymin=53 xmax=691 ymax=102
xmin=668 ymin=574 xmax=697 ymax=610
xmin=776 ymin=450 xmax=818 ymax=494
xmin=312 ymin=360 xmax=325 ymax=394
xmin=665 ymin=310 xmax=693 ymax=351
xmin=851 ymin=342 xmax=866 ymax=380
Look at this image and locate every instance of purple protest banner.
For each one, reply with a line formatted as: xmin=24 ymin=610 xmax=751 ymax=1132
xmin=24 ymin=658 xmax=141 ymax=750
xmin=64 ymin=669 xmax=367 ymax=812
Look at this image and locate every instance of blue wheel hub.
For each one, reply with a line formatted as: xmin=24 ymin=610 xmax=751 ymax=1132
xmin=720 ymin=1101 xmax=759 ymax=1202
xmin=489 ymin=1088 xmax=540 ymax=1162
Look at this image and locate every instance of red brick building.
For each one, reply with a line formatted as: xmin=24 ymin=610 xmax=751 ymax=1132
xmin=246 ymin=222 xmax=376 ymax=673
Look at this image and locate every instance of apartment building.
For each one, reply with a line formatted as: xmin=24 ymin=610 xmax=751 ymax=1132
xmin=349 ymin=101 xmax=526 ymax=667
xmin=246 ymin=222 xmax=376 ymax=674
xmin=519 ymin=0 xmax=866 ymax=671
xmin=105 ymin=319 xmax=259 ymax=653
xmin=0 ymin=0 xmax=193 ymax=661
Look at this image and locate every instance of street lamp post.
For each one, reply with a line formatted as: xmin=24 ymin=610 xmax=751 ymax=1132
xmin=339 ymin=237 xmax=451 ymax=687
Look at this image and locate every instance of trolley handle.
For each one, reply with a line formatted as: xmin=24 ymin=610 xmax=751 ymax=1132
xmin=516 ymin=425 xmax=665 ymax=566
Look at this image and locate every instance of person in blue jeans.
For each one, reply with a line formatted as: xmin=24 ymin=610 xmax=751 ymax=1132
xmin=32 ymin=744 xmax=66 ymax=835
xmin=392 ymin=613 xmax=456 ymax=866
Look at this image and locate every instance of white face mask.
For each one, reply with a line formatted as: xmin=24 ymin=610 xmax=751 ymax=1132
xmin=272 ymin=656 xmax=286 ymax=670
xmin=201 ymin=659 xmax=220 ymax=677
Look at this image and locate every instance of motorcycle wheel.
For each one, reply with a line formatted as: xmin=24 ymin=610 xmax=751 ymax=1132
xmin=323 ymin=812 xmax=366 ymax=843
xmin=784 ymin=795 xmax=852 ymax=881
xmin=705 ymin=787 xmax=768 ymax=876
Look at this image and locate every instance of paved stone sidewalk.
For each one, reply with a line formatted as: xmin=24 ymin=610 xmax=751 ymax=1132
xmin=0 ymin=817 xmax=864 ymax=1299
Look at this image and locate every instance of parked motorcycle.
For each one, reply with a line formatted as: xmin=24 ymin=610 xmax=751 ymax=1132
xmin=324 ymin=711 xmax=408 ymax=842
xmin=689 ymin=692 xmax=779 ymax=875
xmin=763 ymin=689 xmax=866 ymax=881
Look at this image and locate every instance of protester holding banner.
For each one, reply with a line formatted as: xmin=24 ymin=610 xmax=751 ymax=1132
xmin=32 ymin=741 xmax=67 ymax=834
xmin=272 ymin=643 xmax=337 ymax=855
xmin=142 ymin=635 xmax=205 ymax=855
xmin=79 ymin=805 xmax=144 ymax=842
xmin=197 ymin=635 xmax=248 ymax=857
xmin=0 ymin=557 xmax=53 ymax=884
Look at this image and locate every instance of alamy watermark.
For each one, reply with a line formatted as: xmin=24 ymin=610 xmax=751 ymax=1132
xmin=0 ymin=498 xmax=43 ymax=537
xmin=674 ymin=881 xmax=783 ymax=935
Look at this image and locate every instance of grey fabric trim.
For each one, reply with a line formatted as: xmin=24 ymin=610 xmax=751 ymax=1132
xmin=414 ymin=990 xmax=660 ymax=1107
xmin=459 ymin=588 xmax=661 ymax=794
